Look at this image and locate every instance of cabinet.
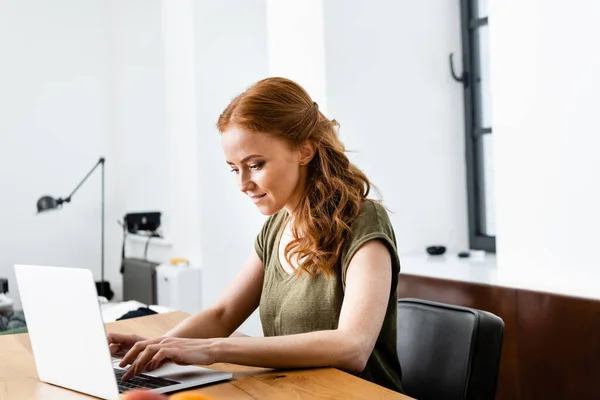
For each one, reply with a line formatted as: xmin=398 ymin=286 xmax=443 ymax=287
xmin=156 ymin=265 xmax=202 ymax=315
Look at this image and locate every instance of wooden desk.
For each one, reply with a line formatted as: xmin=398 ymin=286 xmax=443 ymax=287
xmin=0 ymin=312 xmax=410 ymax=399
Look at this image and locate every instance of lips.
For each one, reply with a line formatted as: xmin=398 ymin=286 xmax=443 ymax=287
xmin=249 ymin=194 xmax=266 ymax=203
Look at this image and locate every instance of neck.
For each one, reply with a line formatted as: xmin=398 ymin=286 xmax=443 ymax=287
xmin=284 ymin=166 xmax=309 ymax=215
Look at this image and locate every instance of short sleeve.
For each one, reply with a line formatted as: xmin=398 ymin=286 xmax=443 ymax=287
xmin=254 ymin=235 xmax=264 ymax=262
xmin=340 ymin=200 xmax=401 ymax=292
xmin=254 ymin=218 xmax=270 ymax=262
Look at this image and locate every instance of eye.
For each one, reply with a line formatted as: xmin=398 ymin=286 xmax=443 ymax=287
xmin=230 ymin=168 xmax=239 ymax=174
xmin=249 ymin=162 xmax=264 ymax=170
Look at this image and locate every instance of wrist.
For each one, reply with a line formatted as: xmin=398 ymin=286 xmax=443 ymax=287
xmin=208 ymin=338 xmax=225 ymax=364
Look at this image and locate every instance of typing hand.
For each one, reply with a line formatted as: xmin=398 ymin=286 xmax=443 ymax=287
xmin=106 ymin=332 xmax=148 ymax=358
xmin=119 ymin=337 xmax=217 ymax=381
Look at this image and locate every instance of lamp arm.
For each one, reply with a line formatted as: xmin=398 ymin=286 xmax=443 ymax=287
xmin=63 ymin=157 xmax=105 ymax=202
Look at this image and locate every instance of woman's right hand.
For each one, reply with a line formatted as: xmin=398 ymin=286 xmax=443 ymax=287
xmin=107 ymin=332 xmax=148 ymax=358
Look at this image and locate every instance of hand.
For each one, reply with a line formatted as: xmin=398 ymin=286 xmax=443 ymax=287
xmin=120 ymin=337 xmax=218 ymax=381
xmin=107 ymin=332 xmax=148 ymax=358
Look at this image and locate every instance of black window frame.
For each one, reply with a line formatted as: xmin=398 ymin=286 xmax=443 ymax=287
xmin=459 ymin=0 xmax=495 ymax=252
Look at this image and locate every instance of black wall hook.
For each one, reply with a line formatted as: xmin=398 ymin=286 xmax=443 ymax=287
xmin=449 ymin=53 xmax=469 ymax=87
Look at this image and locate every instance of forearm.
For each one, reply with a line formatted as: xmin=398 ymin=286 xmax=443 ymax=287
xmin=164 ymin=307 xmax=233 ymax=339
xmin=229 ymin=331 xmax=250 ymax=337
xmin=211 ymin=330 xmax=366 ymax=374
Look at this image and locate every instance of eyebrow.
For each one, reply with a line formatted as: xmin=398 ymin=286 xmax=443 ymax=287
xmin=226 ymin=154 xmax=264 ymax=165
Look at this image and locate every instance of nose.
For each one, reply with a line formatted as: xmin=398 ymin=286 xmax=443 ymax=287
xmin=238 ymin=169 xmax=254 ymax=193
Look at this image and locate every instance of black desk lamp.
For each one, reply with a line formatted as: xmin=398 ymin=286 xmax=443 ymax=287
xmin=36 ymin=157 xmax=113 ymax=299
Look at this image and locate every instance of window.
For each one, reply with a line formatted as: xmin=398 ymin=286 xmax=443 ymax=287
xmin=456 ymin=0 xmax=495 ymax=252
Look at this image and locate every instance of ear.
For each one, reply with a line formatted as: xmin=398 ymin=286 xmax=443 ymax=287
xmin=298 ymin=140 xmax=316 ymax=166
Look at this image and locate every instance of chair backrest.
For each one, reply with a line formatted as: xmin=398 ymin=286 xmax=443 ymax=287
xmin=397 ymin=298 xmax=504 ymax=400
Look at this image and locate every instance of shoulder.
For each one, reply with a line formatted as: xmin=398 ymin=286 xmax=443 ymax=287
xmin=341 ymin=199 xmax=400 ymax=287
xmin=350 ymin=199 xmax=395 ymax=238
xmin=356 ymin=199 xmax=389 ymax=221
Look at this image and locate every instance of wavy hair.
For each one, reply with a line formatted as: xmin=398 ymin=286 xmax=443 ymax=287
xmin=217 ymin=77 xmax=373 ymax=276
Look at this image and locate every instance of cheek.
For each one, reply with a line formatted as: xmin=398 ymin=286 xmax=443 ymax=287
xmin=275 ymin=166 xmax=300 ymax=193
xmin=255 ymin=167 xmax=298 ymax=195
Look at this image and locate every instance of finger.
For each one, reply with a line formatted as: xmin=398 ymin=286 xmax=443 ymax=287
xmin=123 ymin=344 xmax=162 ymax=380
xmin=109 ymin=343 xmax=121 ymax=356
xmin=149 ymin=348 xmax=178 ymax=370
xmin=136 ymin=344 xmax=163 ymax=374
xmin=106 ymin=332 xmax=120 ymax=344
xmin=147 ymin=348 xmax=177 ymax=372
xmin=109 ymin=332 xmax=146 ymax=348
xmin=122 ymin=355 xmax=154 ymax=381
xmin=149 ymin=348 xmax=170 ymax=369
xmin=148 ymin=357 xmax=169 ymax=371
xmin=121 ymin=367 xmax=133 ymax=382
xmin=107 ymin=332 xmax=132 ymax=344
xmin=119 ymin=338 xmax=156 ymax=368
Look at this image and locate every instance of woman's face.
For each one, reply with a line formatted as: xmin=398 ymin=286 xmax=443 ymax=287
xmin=221 ymin=126 xmax=308 ymax=216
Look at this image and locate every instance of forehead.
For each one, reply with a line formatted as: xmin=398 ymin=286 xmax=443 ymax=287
xmin=221 ymin=126 xmax=291 ymax=161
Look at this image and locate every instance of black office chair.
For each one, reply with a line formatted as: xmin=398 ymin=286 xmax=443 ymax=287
xmin=397 ymin=298 xmax=504 ymax=400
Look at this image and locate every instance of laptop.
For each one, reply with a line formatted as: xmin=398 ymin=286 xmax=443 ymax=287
xmin=14 ymin=264 xmax=232 ymax=400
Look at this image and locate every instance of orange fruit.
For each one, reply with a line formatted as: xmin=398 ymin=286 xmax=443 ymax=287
xmin=121 ymin=389 xmax=169 ymax=399
xmin=169 ymin=391 xmax=214 ymax=400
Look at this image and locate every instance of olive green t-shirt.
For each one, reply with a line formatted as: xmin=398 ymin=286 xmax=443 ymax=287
xmin=254 ymin=199 xmax=403 ymax=393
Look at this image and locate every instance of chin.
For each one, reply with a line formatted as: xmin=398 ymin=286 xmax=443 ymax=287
xmin=255 ymin=203 xmax=283 ymax=216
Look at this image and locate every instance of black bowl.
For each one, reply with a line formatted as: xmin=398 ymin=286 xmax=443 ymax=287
xmin=426 ymin=245 xmax=447 ymax=256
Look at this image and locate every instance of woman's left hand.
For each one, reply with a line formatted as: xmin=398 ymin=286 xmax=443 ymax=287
xmin=120 ymin=337 xmax=217 ymax=381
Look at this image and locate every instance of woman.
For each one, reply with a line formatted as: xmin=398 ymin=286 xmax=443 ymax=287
xmin=109 ymin=77 xmax=403 ymax=393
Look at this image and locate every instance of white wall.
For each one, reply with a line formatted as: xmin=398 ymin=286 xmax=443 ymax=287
xmin=111 ymin=0 xmax=205 ymax=272
xmin=323 ymin=0 xmax=469 ymax=254
xmin=0 ymin=0 xmax=123 ymax=307
xmin=193 ymin=0 xmax=269 ymax=336
xmin=266 ymin=0 xmax=328 ymax=111
xmin=109 ymin=0 xmax=167 ymax=215
xmin=492 ymin=1 xmax=600 ymax=297
xmin=162 ymin=0 xmax=202 ymax=268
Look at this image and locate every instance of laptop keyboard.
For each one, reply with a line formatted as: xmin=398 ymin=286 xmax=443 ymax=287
xmin=114 ymin=368 xmax=180 ymax=393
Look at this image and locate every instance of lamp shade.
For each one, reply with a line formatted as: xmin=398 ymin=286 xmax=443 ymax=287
xmin=36 ymin=196 xmax=60 ymax=213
